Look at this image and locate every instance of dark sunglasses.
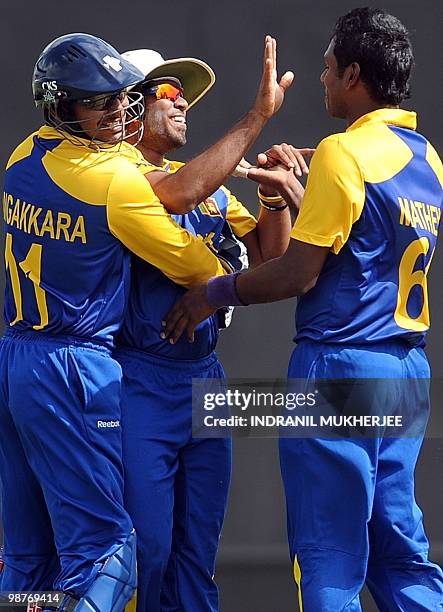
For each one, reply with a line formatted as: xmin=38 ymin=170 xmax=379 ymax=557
xmin=80 ymin=90 xmax=127 ymax=111
xmin=142 ymin=80 xmax=184 ymax=103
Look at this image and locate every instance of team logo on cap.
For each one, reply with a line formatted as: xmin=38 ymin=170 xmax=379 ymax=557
xmin=102 ymin=55 xmax=122 ymax=72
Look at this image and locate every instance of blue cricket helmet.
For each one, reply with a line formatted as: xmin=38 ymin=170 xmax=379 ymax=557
xmin=33 ymin=33 xmax=145 ymax=107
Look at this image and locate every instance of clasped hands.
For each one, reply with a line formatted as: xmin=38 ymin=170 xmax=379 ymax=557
xmin=233 ymin=144 xmax=315 ymax=208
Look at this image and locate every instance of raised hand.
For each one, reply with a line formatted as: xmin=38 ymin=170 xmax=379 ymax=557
xmin=253 ymin=36 xmax=294 ymax=120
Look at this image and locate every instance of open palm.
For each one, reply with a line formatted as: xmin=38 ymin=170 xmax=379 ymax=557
xmin=254 ymin=35 xmax=294 ymax=120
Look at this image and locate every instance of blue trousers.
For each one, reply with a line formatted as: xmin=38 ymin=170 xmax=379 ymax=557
xmin=0 ymin=330 xmax=133 ymax=597
xmin=117 ymin=349 xmax=231 ymax=612
xmin=280 ymin=339 xmax=443 ymax=611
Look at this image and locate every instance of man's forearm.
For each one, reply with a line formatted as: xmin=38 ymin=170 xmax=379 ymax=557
xmin=234 ymin=239 xmax=329 ymax=304
xmin=255 ymin=179 xmax=304 ymax=260
xmin=151 ymin=110 xmax=267 ymax=213
xmin=256 ymin=202 xmax=298 ymax=260
xmin=236 ymin=254 xmax=307 ymax=303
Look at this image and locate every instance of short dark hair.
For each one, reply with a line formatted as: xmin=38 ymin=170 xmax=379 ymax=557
xmin=332 ymin=7 xmax=414 ymax=105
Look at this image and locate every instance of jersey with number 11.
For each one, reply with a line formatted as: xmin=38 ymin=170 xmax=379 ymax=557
xmin=3 ymin=126 xmax=227 ymax=346
xmin=291 ymin=109 xmax=443 ymax=346
xmin=2 ymin=127 xmax=143 ymax=345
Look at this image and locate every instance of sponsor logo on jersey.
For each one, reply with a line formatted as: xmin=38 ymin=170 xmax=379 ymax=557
xmin=97 ymin=420 xmax=121 ymax=428
xmin=199 ymin=197 xmax=222 ymax=217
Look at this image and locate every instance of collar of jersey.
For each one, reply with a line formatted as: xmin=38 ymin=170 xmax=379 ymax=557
xmin=36 ymin=125 xmax=145 ymax=167
xmin=143 ymin=158 xmax=183 ymax=173
xmin=145 ymin=159 xmax=169 ymax=171
xmin=37 ymin=125 xmax=137 ymax=153
xmin=346 ymin=108 xmax=417 ymax=132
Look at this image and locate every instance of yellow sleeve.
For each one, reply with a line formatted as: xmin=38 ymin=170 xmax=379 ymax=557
xmin=223 ymin=186 xmax=257 ymax=238
xmin=106 ymin=165 xmax=225 ymax=287
xmin=291 ymin=135 xmax=365 ymax=254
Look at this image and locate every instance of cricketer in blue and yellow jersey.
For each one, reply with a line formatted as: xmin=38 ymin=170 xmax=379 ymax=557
xmin=292 ymin=107 xmax=442 ymax=347
xmin=2 ymin=129 xmax=225 ymax=346
xmin=117 ymin=157 xmax=256 ymax=612
xmin=119 ymin=159 xmax=255 ymax=359
xmin=0 ymin=32 xmax=150 ymax=610
xmin=281 ymin=107 xmax=443 ymax=611
xmin=0 ymin=126 xmax=226 ymax=602
xmin=118 ymin=36 xmax=306 ymax=610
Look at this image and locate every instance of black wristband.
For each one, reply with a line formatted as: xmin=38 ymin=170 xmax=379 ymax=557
xmin=259 ymin=200 xmax=288 ymax=211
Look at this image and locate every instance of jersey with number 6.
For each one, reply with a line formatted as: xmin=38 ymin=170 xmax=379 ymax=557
xmin=2 ymin=127 xmax=225 ymax=346
xmin=291 ymin=109 xmax=443 ymax=346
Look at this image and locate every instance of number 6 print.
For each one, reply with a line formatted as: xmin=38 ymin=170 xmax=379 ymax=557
xmin=394 ymin=236 xmax=435 ymax=332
